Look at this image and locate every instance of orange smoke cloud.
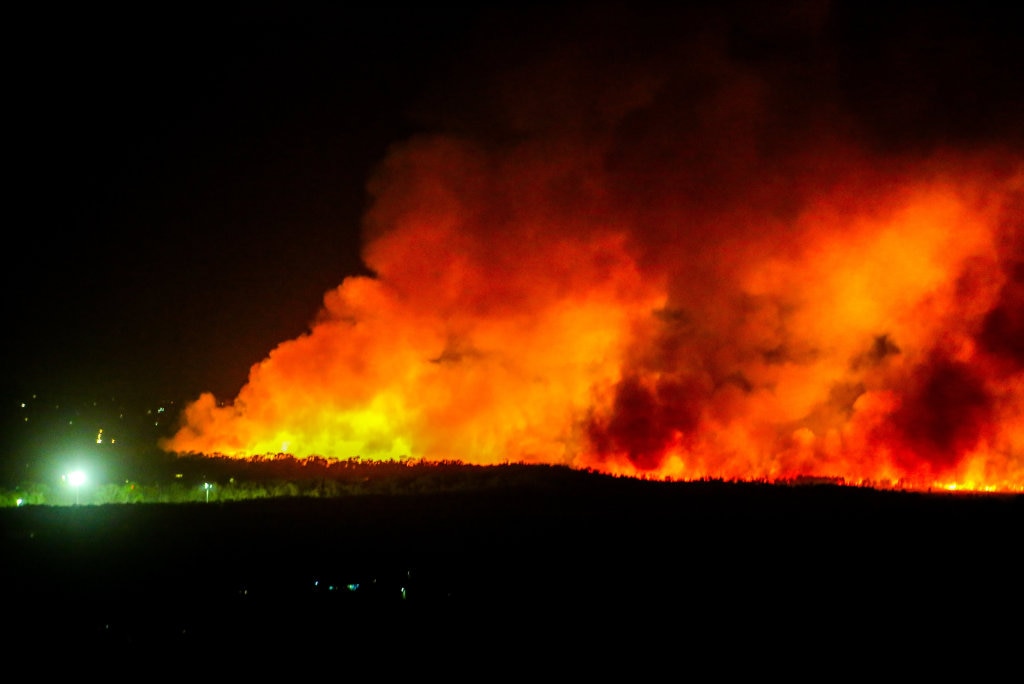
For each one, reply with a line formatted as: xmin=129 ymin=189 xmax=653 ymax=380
xmin=162 ymin=5 xmax=1024 ymax=491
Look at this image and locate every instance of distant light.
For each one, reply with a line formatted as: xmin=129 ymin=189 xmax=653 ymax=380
xmin=16 ymin=498 xmax=24 ymax=506
xmin=67 ymin=470 xmax=86 ymax=487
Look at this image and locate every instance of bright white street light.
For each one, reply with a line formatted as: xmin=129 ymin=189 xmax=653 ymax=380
xmin=66 ymin=469 xmax=86 ymax=505
xmin=203 ymin=482 xmax=213 ymax=503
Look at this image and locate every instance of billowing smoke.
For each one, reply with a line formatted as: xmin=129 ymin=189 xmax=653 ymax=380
xmin=162 ymin=3 xmax=1024 ymax=490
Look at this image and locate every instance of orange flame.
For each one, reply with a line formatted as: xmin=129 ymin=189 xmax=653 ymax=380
xmin=161 ymin=15 xmax=1024 ymax=493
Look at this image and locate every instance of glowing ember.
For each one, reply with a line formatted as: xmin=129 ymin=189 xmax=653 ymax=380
xmin=161 ymin=11 xmax=1024 ymax=493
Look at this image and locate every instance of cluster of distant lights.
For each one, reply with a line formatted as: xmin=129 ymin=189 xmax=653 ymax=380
xmin=311 ymin=576 xmax=409 ymax=601
xmin=17 ymin=396 xmax=172 ymax=431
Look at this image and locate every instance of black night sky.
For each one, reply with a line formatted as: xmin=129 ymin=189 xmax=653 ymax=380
xmin=8 ymin=3 xmax=480 ymax=406
xmin=6 ymin=0 xmax=1024 ymax=425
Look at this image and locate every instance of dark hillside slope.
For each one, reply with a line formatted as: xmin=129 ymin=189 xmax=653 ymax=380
xmin=2 ymin=472 xmax=1020 ymax=655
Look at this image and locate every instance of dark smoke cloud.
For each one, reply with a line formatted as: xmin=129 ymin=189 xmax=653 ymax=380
xmin=890 ymin=356 xmax=994 ymax=470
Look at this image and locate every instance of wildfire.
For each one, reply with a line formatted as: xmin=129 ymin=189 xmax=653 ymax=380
xmin=161 ymin=6 xmax=1024 ymax=493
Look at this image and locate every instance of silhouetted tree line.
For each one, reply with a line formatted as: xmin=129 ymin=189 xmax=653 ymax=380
xmin=0 ymin=452 xmax=607 ymax=507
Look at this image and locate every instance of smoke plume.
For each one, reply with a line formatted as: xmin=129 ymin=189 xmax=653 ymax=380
xmin=163 ymin=2 xmax=1024 ymax=490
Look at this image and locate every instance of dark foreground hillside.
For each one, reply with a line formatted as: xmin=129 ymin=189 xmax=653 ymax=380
xmin=2 ymin=468 xmax=1020 ymax=665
